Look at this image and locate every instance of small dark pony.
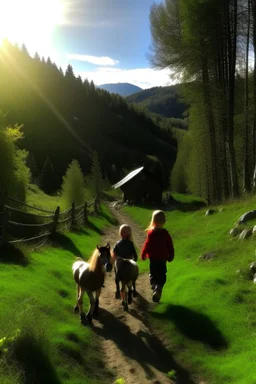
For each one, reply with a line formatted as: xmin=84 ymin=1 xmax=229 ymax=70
xmin=72 ymin=244 xmax=112 ymax=325
xmin=114 ymin=257 xmax=139 ymax=311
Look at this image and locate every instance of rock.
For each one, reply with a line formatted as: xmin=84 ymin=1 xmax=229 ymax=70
xmin=205 ymin=209 xmax=215 ymax=216
xmin=219 ymin=208 xmax=224 ymax=212
xmin=230 ymin=227 xmax=241 ymax=237
xmin=236 ymin=210 xmax=256 ymax=225
xmin=199 ymin=252 xmax=215 ymax=261
xmin=250 ymin=262 xmax=256 ymax=274
xmin=239 ymin=228 xmax=253 ymax=240
xmin=254 ymin=273 xmax=256 ymax=284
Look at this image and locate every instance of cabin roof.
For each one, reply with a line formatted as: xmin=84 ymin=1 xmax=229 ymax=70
xmin=112 ymin=167 xmax=144 ymax=189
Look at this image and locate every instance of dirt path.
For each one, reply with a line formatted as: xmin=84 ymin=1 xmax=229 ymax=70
xmin=92 ymin=207 xmax=195 ymax=384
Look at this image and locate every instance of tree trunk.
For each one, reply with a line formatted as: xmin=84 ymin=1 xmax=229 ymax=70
xmin=201 ymin=55 xmax=219 ymax=203
xmin=251 ymin=0 xmax=256 ymax=189
xmin=243 ymin=0 xmax=251 ymax=192
xmin=227 ymin=0 xmax=239 ymax=197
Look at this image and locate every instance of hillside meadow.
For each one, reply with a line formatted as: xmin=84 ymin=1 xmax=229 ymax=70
xmin=124 ymin=196 xmax=256 ymax=384
xmin=0 ymin=188 xmax=114 ymax=384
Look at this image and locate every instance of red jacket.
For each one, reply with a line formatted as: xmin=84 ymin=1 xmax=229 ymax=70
xmin=141 ymin=228 xmax=174 ymax=262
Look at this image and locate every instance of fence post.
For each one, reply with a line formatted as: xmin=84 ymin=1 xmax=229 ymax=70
xmin=83 ymin=202 xmax=88 ymax=225
xmin=71 ymin=202 xmax=75 ymax=227
xmin=52 ymin=206 xmax=60 ymax=234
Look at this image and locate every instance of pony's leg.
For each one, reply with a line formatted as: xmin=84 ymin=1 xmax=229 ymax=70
xmin=78 ymin=288 xmax=87 ymax=325
xmin=121 ymin=283 xmax=128 ymax=311
xmin=115 ymin=276 xmax=121 ymax=299
xmin=93 ymin=288 xmax=101 ymax=317
xmin=128 ymin=282 xmax=133 ymax=305
xmin=85 ymin=290 xmax=95 ymax=325
xmin=74 ymin=284 xmax=80 ymax=314
xmin=132 ymin=281 xmax=138 ymax=297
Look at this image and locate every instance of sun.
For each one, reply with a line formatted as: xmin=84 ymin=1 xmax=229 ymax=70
xmin=0 ymin=0 xmax=64 ymax=52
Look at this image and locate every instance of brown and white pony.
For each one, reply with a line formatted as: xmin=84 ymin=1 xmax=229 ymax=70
xmin=72 ymin=244 xmax=112 ymax=325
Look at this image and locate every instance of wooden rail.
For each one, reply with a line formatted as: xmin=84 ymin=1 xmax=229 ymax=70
xmin=0 ymin=196 xmax=97 ymax=249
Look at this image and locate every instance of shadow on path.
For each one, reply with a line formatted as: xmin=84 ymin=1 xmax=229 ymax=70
xmin=152 ymin=305 xmax=228 ymax=350
xmin=93 ymin=307 xmax=195 ymax=384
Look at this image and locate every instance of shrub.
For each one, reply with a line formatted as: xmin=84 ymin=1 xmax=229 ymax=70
xmin=62 ymin=159 xmax=85 ymax=207
xmin=0 ymin=112 xmax=30 ymax=201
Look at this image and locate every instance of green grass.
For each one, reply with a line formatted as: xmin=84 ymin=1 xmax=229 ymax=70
xmin=124 ymin=196 xmax=256 ymax=384
xmin=27 ymin=184 xmax=66 ymax=211
xmin=0 ymin=188 xmax=114 ymax=384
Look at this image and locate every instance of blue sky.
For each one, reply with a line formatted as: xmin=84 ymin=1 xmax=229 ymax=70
xmin=49 ymin=0 xmax=171 ymax=88
xmin=0 ymin=0 xmax=171 ymax=88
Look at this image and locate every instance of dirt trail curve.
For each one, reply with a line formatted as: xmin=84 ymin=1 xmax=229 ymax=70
xmin=92 ymin=206 xmax=196 ymax=384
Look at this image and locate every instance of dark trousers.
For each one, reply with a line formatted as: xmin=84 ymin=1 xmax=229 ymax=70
xmin=149 ymin=260 xmax=167 ymax=288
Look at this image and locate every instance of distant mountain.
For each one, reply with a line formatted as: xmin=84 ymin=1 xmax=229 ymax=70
xmin=98 ymin=83 xmax=143 ymax=97
xmin=127 ymin=84 xmax=188 ymax=119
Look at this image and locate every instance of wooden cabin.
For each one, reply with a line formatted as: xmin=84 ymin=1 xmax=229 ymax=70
xmin=112 ymin=167 xmax=163 ymax=204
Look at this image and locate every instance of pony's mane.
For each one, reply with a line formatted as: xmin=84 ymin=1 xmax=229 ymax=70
xmin=88 ymin=249 xmax=101 ymax=272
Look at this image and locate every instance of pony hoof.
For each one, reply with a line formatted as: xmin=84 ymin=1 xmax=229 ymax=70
xmin=80 ymin=313 xmax=87 ymax=325
xmin=86 ymin=313 xmax=93 ymax=325
xmin=128 ymin=296 xmax=133 ymax=305
xmin=123 ymin=304 xmax=129 ymax=312
xmin=81 ymin=317 xmax=87 ymax=326
xmin=73 ymin=305 xmax=79 ymax=314
xmin=133 ymin=290 xmax=138 ymax=298
xmin=115 ymin=292 xmax=121 ymax=299
xmin=121 ymin=300 xmax=125 ymax=307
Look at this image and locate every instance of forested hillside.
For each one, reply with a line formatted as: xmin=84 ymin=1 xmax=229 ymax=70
xmin=150 ymin=0 xmax=256 ymax=203
xmin=127 ymin=84 xmax=187 ymax=119
xmin=127 ymin=84 xmax=189 ymax=132
xmin=0 ymin=41 xmax=177 ymax=189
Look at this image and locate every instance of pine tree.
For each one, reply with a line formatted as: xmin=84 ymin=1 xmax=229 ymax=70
xmin=40 ymin=157 xmax=57 ymax=194
xmin=89 ymin=152 xmax=104 ymax=199
xmin=62 ymin=159 xmax=84 ymax=207
xmin=65 ymin=64 xmax=74 ymax=78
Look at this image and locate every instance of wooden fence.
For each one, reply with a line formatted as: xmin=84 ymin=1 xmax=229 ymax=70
xmin=0 ymin=196 xmax=95 ymax=249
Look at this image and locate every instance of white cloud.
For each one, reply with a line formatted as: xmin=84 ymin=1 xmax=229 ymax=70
xmin=66 ymin=53 xmax=119 ymax=66
xmin=78 ymin=67 xmax=176 ymax=89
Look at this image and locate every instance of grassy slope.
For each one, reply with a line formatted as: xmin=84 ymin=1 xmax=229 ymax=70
xmin=0 ymin=188 xmax=114 ymax=384
xmin=124 ymin=197 xmax=256 ymax=384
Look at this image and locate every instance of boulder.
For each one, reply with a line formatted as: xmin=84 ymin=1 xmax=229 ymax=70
xmin=199 ymin=252 xmax=215 ymax=261
xmin=205 ymin=209 xmax=215 ymax=216
xmin=230 ymin=227 xmax=242 ymax=237
xmin=250 ymin=262 xmax=256 ymax=274
xmin=236 ymin=210 xmax=256 ymax=225
xmin=239 ymin=228 xmax=253 ymax=240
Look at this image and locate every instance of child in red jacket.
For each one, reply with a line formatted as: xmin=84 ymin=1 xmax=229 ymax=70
xmin=141 ymin=210 xmax=174 ymax=302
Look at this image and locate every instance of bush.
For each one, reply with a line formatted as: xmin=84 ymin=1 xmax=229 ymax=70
xmin=62 ymin=159 xmax=85 ymax=207
xmin=0 ymin=112 xmax=30 ymax=201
